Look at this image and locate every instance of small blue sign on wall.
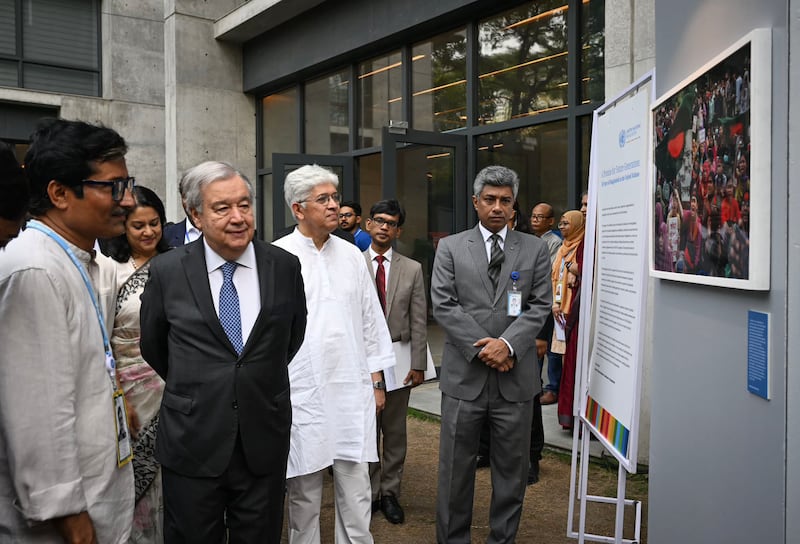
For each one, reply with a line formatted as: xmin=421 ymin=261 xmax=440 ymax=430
xmin=747 ymin=310 xmax=770 ymax=400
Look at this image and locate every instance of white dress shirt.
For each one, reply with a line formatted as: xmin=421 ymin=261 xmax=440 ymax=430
xmin=204 ymin=240 xmax=260 ymax=346
xmin=478 ymin=223 xmax=508 ymax=261
xmin=185 ymin=218 xmax=202 ymax=244
xmin=368 ymin=246 xmax=393 ymax=284
xmin=476 ymin=222 xmax=514 ymax=356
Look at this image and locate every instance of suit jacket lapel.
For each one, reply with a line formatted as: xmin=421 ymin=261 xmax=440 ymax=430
xmin=468 ymin=226 xmax=495 ymax=300
xmin=386 ymin=253 xmax=402 ymax=316
xmin=182 ymin=242 xmax=236 ymax=354
xmin=242 ymin=242 xmax=275 ymax=357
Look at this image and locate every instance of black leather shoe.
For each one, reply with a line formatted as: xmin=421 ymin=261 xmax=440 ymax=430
xmin=476 ymin=454 xmax=490 ymax=468
xmin=380 ymin=495 xmax=405 ymax=524
xmin=527 ymin=460 xmax=540 ymax=485
xmin=371 ymin=499 xmax=381 ymax=514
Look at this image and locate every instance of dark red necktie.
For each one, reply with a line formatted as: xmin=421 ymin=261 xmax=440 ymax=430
xmin=375 ymin=255 xmax=387 ymax=314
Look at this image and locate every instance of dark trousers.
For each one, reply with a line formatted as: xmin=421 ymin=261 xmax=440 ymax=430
xmin=437 ymin=374 xmax=533 ymax=544
xmin=479 ymin=393 xmax=543 ymax=465
xmin=162 ymin=434 xmax=286 ymax=543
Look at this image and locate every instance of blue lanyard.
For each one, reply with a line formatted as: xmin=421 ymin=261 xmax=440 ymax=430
xmin=27 ymin=221 xmax=116 ymax=385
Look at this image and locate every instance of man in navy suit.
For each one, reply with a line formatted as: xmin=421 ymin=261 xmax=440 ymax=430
xmin=140 ymin=160 xmax=307 ymax=543
xmin=431 ymin=165 xmax=552 ymax=544
xmin=162 ymin=176 xmax=201 ymax=247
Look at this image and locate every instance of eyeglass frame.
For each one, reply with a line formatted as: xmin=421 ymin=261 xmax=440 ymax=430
xmin=338 ymin=212 xmax=355 ymax=219
xmin=80 ymin=177 xmax=136 ymax=202
xmin=299 ymin=192 xmax=341 ymax=206
xmin=369 ymin=216 xmax=399 ymax=229
xmin=530 ymin=214 xmax=553 ymax=221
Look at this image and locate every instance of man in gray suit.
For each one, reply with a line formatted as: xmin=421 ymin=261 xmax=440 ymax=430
xmin=140 ymin=161 xmax=307 ymax=543
xmin=431 ymin=165 xmax=552 ymax=543
xmin=364 ymin=199 xmax=427 ymax=525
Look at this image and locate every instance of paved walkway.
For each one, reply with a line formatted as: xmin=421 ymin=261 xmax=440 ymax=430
xmin=408 ymin=380 xmax=605 ymax=458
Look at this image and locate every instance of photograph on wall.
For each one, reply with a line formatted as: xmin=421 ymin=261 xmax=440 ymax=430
xmin=650 ymin=29 xmax=771 ymax=290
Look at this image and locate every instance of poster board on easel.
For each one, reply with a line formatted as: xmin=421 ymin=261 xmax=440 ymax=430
xmin=578 ymin=72 xmax=653 ymax=472
xmin=566 ymin=70 xmax=653 ymax=544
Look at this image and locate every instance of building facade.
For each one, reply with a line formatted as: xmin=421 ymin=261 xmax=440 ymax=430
xmin=3 ymin=1 xmax=798 ymax=542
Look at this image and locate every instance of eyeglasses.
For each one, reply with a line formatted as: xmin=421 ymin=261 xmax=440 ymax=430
xmin=301 ymin=192 xmax=340 ymax=206
xmin=81 ymin=177 xmax=135 ymax=201
xmin=530 ymin=214 xmax=553 ymax=221
xmin=370 ymin=216 xmax=399 ymax=228
xmin=338 ymin=212 xmax=354 ymax=219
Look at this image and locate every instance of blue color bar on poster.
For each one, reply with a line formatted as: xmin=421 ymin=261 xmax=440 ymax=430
xmin=747 ymin=310 xmax=770 ymax=400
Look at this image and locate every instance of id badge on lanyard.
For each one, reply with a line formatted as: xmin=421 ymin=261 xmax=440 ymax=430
xmin=507 ymin=271 xmax=522 ymax=317
xmin=108 ymin=351 xmax=132 ymax=467
xmin=28 ymin=221 xmax=133 ymax=468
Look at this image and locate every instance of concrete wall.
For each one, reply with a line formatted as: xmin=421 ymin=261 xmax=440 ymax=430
xmin=650 ymin=1 xmax=789 ymax=543
xmin=0 ymin=0 xmax=168 ymax=203
xmin=605 ymin=0 xmax=655 ymax=97
xmin=164 ymin=0 xmax=255 ymax=221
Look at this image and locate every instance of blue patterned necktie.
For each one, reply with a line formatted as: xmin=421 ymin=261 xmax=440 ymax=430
xmin=219 ymin=261 xmax=243 ymax=355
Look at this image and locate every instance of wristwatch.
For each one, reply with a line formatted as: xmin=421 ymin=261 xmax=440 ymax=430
xmin=373 ymin=380 xmax=386 ymax=390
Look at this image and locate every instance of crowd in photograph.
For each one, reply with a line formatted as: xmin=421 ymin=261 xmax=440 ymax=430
xmin=653 ymin=52 xmax=751 ymax=279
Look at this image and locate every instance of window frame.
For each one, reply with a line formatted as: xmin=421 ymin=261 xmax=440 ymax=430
xmin=256 ymin=0 xmax=604 ymax=220
xmin=0 ymin=0 xmax=102 ymax=96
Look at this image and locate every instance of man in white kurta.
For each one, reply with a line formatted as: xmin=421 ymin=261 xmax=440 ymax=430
xmin=273 ymin=164 xmax=394 ymax=544
xmin=0 ymin=119 xmax=135 ymax=543
xmin=0 ymin=229 xmax=134 ymax=543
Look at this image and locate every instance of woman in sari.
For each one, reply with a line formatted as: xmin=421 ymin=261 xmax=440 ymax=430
xmin=551 ymin=210 xmax=586 ymax=430
xmin=103 ymin=186 xmax=170 ymax=543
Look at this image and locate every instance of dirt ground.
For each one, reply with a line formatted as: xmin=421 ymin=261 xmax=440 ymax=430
xmin=281 ymin=415 xmax=648 ymax=543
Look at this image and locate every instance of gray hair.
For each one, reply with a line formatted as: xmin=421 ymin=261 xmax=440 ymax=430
xmin=473 ymin=165 xmax=519 ymax=199
xmin=284 ymin=164 xmax=339 ymax=213
xmin=181 ymin=161 xmax=253 ymax=212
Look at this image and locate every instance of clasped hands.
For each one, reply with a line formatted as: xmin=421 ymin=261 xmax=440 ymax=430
xmin=474 ymin=337 xmax=514 ymax=372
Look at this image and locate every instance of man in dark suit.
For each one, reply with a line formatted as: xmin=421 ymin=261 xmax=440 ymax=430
xmin=431 ymin=165 xmax=552 ymax=544
xmin=161 ymin=176 xmax=201 ymax=247
xmin=140 ymin=160 xmax=307 ymax=543
xmin=363 ymin=199 xmax=427 ymax=525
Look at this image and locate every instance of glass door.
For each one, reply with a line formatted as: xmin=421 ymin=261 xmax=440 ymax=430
xmin=381 ymin=127 xmax=466 ymax=280
xmin=270 ymin=153 xmax=354 ymax=240
xmin=380 ymin=128 xmax=466 ymax=360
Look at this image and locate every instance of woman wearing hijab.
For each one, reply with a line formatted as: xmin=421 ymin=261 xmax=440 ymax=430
xmin=551 ymin=210 xmax=585 ymax=430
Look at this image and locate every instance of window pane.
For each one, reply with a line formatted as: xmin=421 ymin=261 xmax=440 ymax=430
xmin=261 ymin=88 xmax=299 ymax=170
xmin=358 ymin=50 xmax=403 ymax=148
xmin=357 ymin=153 xmax=382 ymax=217
xmin=580 ymin=114 xmax=592 ymax=195
xmin=0 ymin=59 xmax=18 ymax=87
xmin=476 ymin=121 xmax=569 ymax=219
xmin=412 ymin=27 xmax=467 ymax=132
xmin=259 ymin=173 xmax=273 ymax=242
xmin=23 ymin=64 xmax=98 ymax=95
xmin=0 ymin=0 xmax=16 ymax=56
xmin=305 ymin=69 xmax=350 ymax=154
xmin=581 ymin=0 xmax=605 ymax=103
xmin=23 ymin=0 xmax=98 ymax=70
xmin=478 ymin=1 xmax=568 ymax=125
